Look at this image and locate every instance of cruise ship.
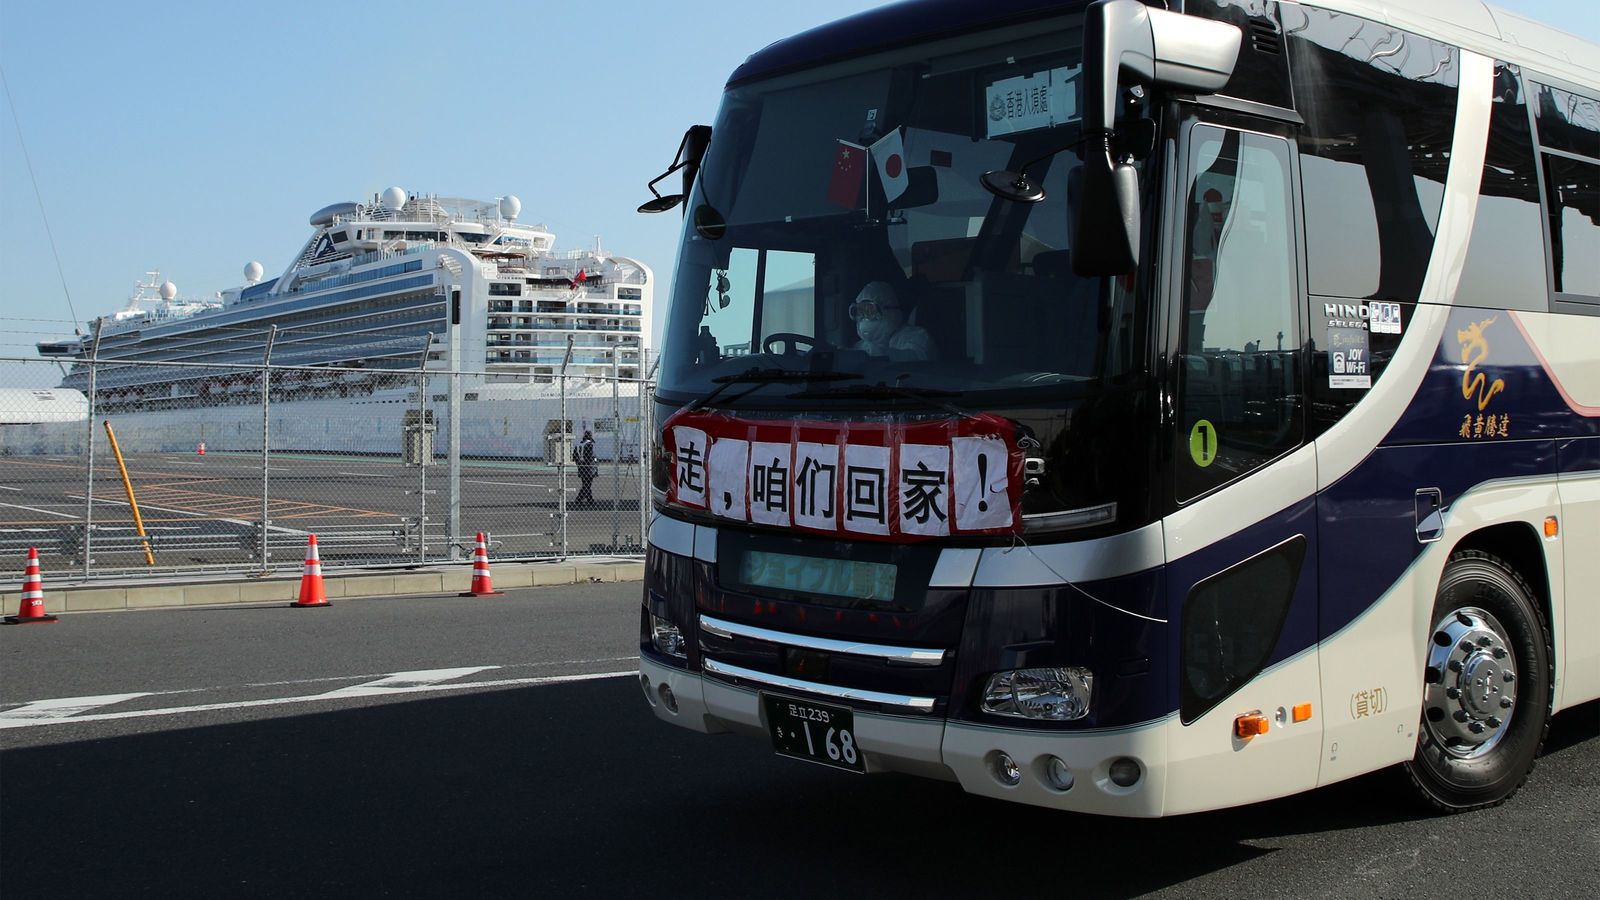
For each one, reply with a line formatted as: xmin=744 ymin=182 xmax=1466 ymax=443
xmin=25 ymin=188 xmax=652 ymax=457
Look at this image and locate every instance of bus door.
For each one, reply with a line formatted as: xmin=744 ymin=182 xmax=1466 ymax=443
xmin=1160 ymin=118 xmax=1324 ymax=809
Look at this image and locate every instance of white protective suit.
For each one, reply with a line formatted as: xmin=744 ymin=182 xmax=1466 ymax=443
xmin=851 ymin=281 xmax=934 ymax=360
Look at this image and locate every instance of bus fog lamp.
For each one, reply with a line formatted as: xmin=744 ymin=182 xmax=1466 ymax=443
xmin=1044 ymin=756 xmax=1075 ymax=791
xmin=981 ymin=667 xmax=1093 ymax=721
xmin=1109 ymin=757 xmax=1142 ymax=787
xmin=658 ymin=682 xmax=679 ymax=713
xmin=991 ymin=752 xmax=1022 ymax=786
xmin=650 ymin=613 xmax=687 ymax=659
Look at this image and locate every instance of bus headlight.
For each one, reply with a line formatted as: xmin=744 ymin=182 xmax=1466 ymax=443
xmin=650 ymin=613 xmax=687 ymax=659
xmin=981 ymin=667 xmax=1093 ymax=721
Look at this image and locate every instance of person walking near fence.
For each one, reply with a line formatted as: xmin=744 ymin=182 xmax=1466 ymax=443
xmin=575 ymin=428 xmax=597 ymax=509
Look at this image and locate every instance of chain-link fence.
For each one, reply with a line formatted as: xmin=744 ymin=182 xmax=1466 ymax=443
xmin=0 ymin=353 xmax=653 ymax=580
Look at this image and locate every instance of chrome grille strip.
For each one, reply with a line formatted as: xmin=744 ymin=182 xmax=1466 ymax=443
xmin=701 ymin=659 xmax=937 ymax=713
xmin=698 ymin=614 xmax=946 ymax=666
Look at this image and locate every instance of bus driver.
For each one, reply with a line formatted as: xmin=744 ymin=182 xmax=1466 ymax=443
xmin=849 ymin=281 xmax=934 ymax=360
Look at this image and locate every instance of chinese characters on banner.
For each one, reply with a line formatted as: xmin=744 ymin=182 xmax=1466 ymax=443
xmin=665 ymin=412 xmax=1023 ymax=540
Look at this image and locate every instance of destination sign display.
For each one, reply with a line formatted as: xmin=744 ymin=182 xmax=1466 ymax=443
xmin=737 ymin=550 xmax=897 ymax=602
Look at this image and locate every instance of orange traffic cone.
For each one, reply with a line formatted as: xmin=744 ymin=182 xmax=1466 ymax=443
xmin=5 ymin=548 xmax=59 ymax=624
xmin=291 ymin=534 xmax=330 ymax=607
xmin=197 ymin=441 xmax=206 ymax=456
xmin=460 ymin=532 xmax=505 ymax=596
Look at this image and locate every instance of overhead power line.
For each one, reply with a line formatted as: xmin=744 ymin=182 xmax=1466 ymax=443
xmin=1 ymin=64 xmax=82 ymax=333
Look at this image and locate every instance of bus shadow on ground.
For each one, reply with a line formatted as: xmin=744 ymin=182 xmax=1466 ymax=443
xmin=2 ymin=683 xmax=1593 ymax=897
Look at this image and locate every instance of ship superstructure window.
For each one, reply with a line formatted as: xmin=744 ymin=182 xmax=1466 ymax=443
xmin=618 ymin=287 xmax=642 ymax=300
xmin=490 ymin=283 xmax=523 ymax=296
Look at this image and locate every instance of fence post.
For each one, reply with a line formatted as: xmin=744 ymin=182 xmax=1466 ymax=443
xmin=81 ymin=319 xmax=103 ymax=578
xmin=417 ymin=334 xmax=432 ymax=565
xmin=611 ymin=347 xmax=621 ymax=552
xmin=558 ymin=335 xmax=573 ymax=559
xmin=639 ymin=375 xmax=649 ymax=555
xmin=641 ymin=354 xmax=659 ymax=556
xmin=259 ymin=325 xmax=277 ymax=571
xmin=448 ymin=317 xmax=462 ymax=560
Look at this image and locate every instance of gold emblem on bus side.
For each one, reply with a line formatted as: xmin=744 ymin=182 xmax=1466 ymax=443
xmin=1455 ymin=317 xmax=1512 ymax=441
xmin=1457 ymin=316 xmax=1505 ymax=411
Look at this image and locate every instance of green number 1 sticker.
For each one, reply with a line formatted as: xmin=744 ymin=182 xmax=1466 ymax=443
xmin=1189 ymin=419 xmax=1217 ymax=468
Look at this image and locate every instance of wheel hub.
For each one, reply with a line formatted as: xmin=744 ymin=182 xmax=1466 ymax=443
xmin=1422 ymin=607 xmax=1517 ymax=759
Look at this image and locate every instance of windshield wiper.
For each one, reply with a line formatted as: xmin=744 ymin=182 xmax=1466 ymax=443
xmin=683 ymin=366 xmax=861 ymax=413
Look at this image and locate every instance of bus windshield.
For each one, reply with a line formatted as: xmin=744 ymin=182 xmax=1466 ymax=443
xmin=657 ymin=18 xmax=1143 ymax=409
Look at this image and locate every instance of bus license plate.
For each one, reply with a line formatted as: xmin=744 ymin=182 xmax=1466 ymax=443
xmin=762 ymin=694 xmax=864 ymax=773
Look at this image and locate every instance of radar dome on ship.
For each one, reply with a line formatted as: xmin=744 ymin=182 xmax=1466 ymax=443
xmin=499 ymin=195 xmax=522 ymax=220
xmin=380 ymin=187 xmax=408 ymax=212
xmin=160 ymin=281 xmax=177 ymax=301
xmin=244 ymin=261 xmax=264 ymax=284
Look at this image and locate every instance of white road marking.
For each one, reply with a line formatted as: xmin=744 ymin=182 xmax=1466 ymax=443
xmin=0 ymin=670 xmax=634 ymax=729
xmin=317 ymin=666 xmax=500 ymax=698
xmin=0 ymin=693 xmax=153 ymax=722
xmin=0 ymin=484 xmax=23 ymax=491
xmin=465 ymin=479 xmax=545 ymax=488
xmin=338 ymin=472 xmax=393 ymax=478
xmin=168 ymin=461 xmax=207 ymax=466
xmin=0 ymin=501 xmax=80 ymax=519
xmin=67 ymin=494 xmax=306 ymax=535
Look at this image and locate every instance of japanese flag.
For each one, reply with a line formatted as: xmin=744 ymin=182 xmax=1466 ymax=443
xmin=871 ymin=129 xmax=909 ymax=205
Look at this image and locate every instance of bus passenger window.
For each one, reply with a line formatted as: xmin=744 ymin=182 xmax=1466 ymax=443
xmin=1458 ymin=64 xmax=1550 ymax=312
xmin=1532 ymin=82 xmax=1600 ymax=299
xmin=1178 ymin=126 xmax=1303 ymax=502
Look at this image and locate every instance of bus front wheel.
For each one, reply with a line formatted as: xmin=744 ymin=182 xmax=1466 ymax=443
xmin=1405 ymin=550 xmax=1551 ymax=813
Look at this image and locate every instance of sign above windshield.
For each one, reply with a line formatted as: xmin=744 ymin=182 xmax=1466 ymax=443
xmin=985 ymin=65 xmax=1081 ymax=138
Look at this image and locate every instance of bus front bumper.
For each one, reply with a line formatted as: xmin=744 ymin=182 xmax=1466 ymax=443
xmin=638 ymin=656 xmax=1169 ymax=816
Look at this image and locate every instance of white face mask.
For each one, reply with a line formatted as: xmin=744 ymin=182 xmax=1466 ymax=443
xmin=857 ymin=315 xmax=891 ymax=346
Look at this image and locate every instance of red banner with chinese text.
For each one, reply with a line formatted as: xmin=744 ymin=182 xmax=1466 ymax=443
xmin=662 ymin=410 xmax=1024 ymax=541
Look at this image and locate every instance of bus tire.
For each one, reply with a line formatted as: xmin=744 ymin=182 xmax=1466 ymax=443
xmin=1405 ymin=549 xmax=1551 ymax=813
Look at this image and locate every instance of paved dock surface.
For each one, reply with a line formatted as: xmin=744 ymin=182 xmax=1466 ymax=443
xmin=2 ymin=583 xmax=1596 ymax=897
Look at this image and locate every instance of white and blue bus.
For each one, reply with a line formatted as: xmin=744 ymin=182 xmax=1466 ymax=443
xmin=635 ymin=0 xmax=1599 ymax=816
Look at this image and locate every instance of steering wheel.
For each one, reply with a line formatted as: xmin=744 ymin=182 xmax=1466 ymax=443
xmin=762 ymin=332 xmax=821 ymax=356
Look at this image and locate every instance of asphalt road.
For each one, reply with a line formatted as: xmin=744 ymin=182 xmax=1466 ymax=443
xmin=2 ymin=584 xmax=1596 ymax=898
xmin=0 ymin=451 xmax=645 ymax=576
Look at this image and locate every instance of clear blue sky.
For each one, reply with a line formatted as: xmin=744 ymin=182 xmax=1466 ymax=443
xmin=2 ymin=0 xmax=1595 ymax=361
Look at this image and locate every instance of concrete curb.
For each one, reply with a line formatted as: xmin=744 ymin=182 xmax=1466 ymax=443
xmin=0 ymin=559 xmax=644 ymax=613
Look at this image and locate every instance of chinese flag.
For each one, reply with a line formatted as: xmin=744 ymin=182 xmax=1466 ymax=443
xmin=827 ymin=140 xmax=867 ymax=209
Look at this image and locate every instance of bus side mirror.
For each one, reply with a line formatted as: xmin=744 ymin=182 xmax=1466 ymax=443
xmin=1069 ymin=136 xmax=1140 ymax=276
xmin=1072 ymin=0 xmax=1241 ymax=275
xmin=1082 ymin=0 xmax=1242 ymax=137
xmin=639 ymin=124 xmax=714 ymax=214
